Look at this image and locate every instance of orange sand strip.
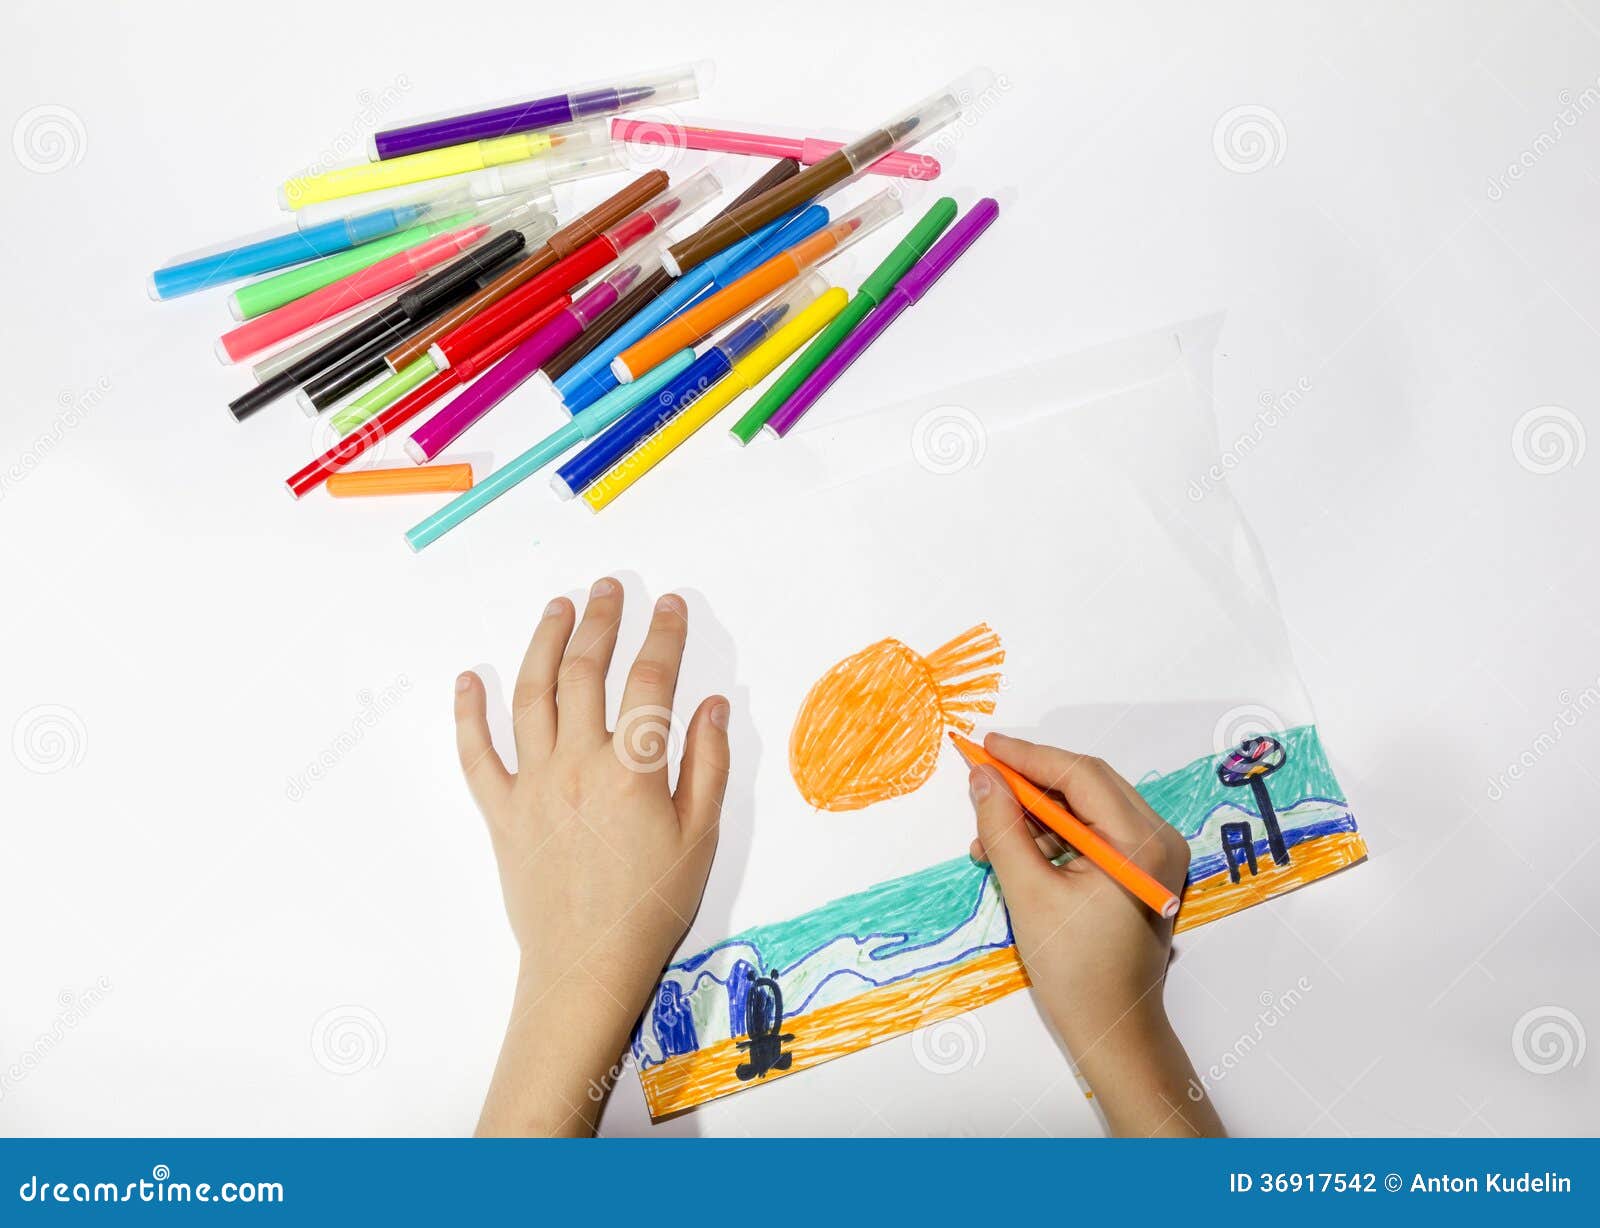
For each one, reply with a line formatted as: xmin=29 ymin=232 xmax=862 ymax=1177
xmin=1174 ymin=829 xmax=1369 ymax=933
xmin=640 ymin=945 xmax=1030 ymax=1118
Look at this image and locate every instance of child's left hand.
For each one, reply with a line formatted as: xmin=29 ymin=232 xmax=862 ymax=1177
xmin=455 ymin=577 xmax=731 ymax=1136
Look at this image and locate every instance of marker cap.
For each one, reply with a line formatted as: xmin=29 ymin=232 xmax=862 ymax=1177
xmin=815 ymin=189 xmax=903 ymax=259
xmin=573 ymin=243 xmax=667 ymax=328
xmin=569 ymin=62 xmax=710 ymax=119
xmin=714 ymin=272 xmax=828 ymax=362
xmin=840 ymin=69 xmax=997 ymax=170
xmin=597 ymin=166 xmax=721 ymax=251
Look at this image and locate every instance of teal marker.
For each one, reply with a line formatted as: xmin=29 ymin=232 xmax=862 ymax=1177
xmin=727 ymin=197 xmax=958 ymax=445
xmin=404 ymin=348 xmax=695 ymax=553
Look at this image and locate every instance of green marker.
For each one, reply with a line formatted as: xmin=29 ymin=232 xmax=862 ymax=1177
xmin=329 ymin=355 xmax=437 ymax=435
xmin=228 ymin=211 xmax=477 ymax=320
xmin=404 ymin=348 xmax=696 ymax=553
xmin=728 ymin=197 xmax=959 ymax=445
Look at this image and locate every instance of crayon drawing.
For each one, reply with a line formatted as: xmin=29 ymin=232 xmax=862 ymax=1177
xmin=788 ymin=624 xmax=1004 ymax=811
xmin=634 ymin=723 xmax=1365 ymax=1118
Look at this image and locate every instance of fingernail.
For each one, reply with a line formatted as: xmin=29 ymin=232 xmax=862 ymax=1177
xmin=968 ymin=768 xmax=991 ymax=802
xmin=657 ymin=593 xmax=686 ymax=616
xmin=591 ymin=577 xmax=616 ymax=597
xmin=710 ymin=699 xmax=730 ymax=731
xmin=455 ymin=673 xmax=473 ymax=694
xmin=544 ymin=598 xmax=565 ymax=618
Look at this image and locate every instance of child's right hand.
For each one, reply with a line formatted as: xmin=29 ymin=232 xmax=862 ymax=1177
xmin=967 ymin=732 xmax=1225 ymax=1136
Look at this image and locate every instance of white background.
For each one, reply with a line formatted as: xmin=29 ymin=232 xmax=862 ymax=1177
xmin=2 ymin=0 xmax=1597 ymax=1137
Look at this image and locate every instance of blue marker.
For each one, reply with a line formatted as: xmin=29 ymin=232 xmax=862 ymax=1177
xmin=147 ymin=204 xmax=428 ymax=300
xmin=552 ymin=275 xmax=826 ymax=500
xmin=404 ymin=349 xmax=696 ymax=553
xmin=553 ymin=204 xmax=832 ymax=413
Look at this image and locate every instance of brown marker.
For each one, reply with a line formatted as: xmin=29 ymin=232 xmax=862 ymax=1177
xmin=542 ymin=158 xmax=802 ymax=381
xmin=662 ymin=72 xmax=984 ymax=278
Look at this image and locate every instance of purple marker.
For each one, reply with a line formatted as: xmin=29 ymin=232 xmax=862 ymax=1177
xmin=371 ymin=63 xmax=708 ymax=161
xmin=764 ymin=198 xmax=1000 ymax=438
xmin=405 ymin=244 xmax=664 ymax=463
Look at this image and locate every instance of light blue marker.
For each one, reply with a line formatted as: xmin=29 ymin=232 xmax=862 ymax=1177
xmin=403 ymin=349 xmax=696 ymax=553
xmin=553 ymin=204 xmax=832 ymax=413
xmin=147 ymin=204 xmax=427 ymax=300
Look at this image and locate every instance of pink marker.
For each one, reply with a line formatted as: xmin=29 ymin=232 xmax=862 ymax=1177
xmin=214 ymin=196 xmax=554 ymax=365
xmin=611 ymin=118 xmax=941 ymax=181
xmin=404 ymin=242 xmax=665 ymax=462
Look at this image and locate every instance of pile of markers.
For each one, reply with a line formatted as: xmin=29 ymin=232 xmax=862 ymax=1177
xmin=149 ymin=63 xmax=1000 ymax=552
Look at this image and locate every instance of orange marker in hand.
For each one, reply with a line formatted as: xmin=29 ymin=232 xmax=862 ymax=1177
xmin=950 ymin=732 xmax=1182 ymax=919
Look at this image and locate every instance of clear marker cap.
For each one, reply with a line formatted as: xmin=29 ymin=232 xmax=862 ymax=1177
xmin=597 ymin=165 xmax=722 ymax=250
xmin=573 ymin=242 xmax=668 ymax=327
xmin=713 ymin=272 xmax=829 ymax=362
xmin=818 ymin=188 xmax=904 ymax=258
xmin=840 ymin=68 xmax=999 ymax=171
xmin=569 ymin=61 xmax=711 ymax=119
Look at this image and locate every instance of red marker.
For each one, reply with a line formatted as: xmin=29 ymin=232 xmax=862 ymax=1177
xmin=428 ymin=169 xmax=720 ymax=372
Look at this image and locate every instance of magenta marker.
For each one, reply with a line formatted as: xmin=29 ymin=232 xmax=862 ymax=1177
xmin=371 ymin=64 xmax=708 ymax=160
xmin=764 ymin=198 xmax=1000 ymax=438
xmin=404 ymin=244 xmax=663 ymax=462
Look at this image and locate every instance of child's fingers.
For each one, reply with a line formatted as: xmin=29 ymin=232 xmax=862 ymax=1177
xmin=511 ymin=596 xmax=574 ymax=762
xmin=970 ymin=818 xmax=1070 ymax=865
xmin=983 ymin=733 xmax=1151 ymax=848
xmin=969 ymin=766 xmax=1052 ymax=891
xmin=673 ymin=696 xmax=731 ymax=838
xmin=556 ymin=577 xmax=624 ymax=747
xmin=614 ymin=594 xmax=689 ymax=766
xmin=454 ymin=671 xmax=512 ymax=813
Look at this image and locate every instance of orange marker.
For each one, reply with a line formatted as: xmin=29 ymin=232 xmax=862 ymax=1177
xmin=610 ymin=190 xmax=901 ymax=384
xmin=326 ymin=464 xmax=473 ymax=498
xmin=950 ymin=732 xmax=1182 ymax=919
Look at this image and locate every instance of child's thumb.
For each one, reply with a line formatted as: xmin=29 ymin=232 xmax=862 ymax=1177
xmin=969 ymin=766 xmax=1051 ymax=888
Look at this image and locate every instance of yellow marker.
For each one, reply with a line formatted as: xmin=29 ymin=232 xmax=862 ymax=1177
xmin=584 ymin=288 xmax=848 ymax=512
xmin=280 ymin=119 xmax=601 ymax=209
